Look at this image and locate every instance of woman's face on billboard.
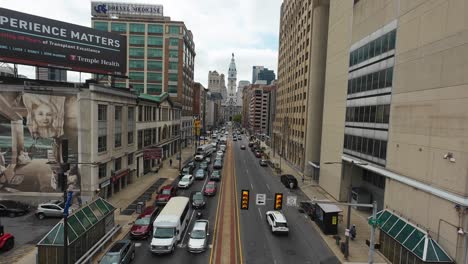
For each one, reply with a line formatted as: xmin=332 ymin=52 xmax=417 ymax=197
xmin=34 ymin=104 xmax=53 ymax=127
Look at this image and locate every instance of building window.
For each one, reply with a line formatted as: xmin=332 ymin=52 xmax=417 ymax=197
xmin=144 ymin=129 xmax=152 ymax=146
xmin=344 ymin=134 xmax=388 ymax=161
xmin=169 ymin=62 xmax=178 ymax=70
xmin=127 ymin=153 xmax=134 ymax=165
xmin=148 ymin=36 xmax=163 ymax=46
xmin=347 ymin=67 xmax=394 ymax=95
xmin=98 ymin=164 xmax=107 ymax=179
xmin=111 ymin=22 xmax=127 ymax=32
xmin=169 ymin=38 xmax=179 ymax=46
xmin=147 ymin=49 xmax=163 ymax=58
xmin=98 ymin=104 xmax=107 ymax=152
xmin=130 ymin=23 xmax=145 ymax=33
xmin=129 ymin=48 xmax=144 ymax=58
xmin=94 ymin=21 xmax=108 ymax=31
xmin=130 ymin=35 xmax=145 ymax=45
xmin=129 ymin=71 xmax=144 ymax=81
xmin=168 ymin=73 xmax=178 ymax=82
xmin=169 ymin=50 xmax=178 ymax=58
xmin=147 ymin=61 xmax=162 ymax=71
xmin=148 ymin=72 xmax=162 ymax=82
xmin=115 ymin=106 xmax=122 ymax=148
xmin=138 ymin=130 xmax=143 ymax=150
xmin=128 ymin=107 xmax=135 ymax=145
xmin=148 ymin=24 xmax=163 ymax=34
xmin=147 ymin=84 xmax=162 ymax=94
xmin=168 ymin=25 xmax=180 ymax=34
xmin=349 ymin=29 xmax=397 ymax=67
xmin=114 ymin=157 xmax=122 ymax=172
xmin=129 ymin=60 xmax=144 ymax=70
xmin=168 ymin=85 xmax=178 ymax=93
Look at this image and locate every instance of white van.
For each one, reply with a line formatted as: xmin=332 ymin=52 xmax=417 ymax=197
xmin=197 ymin=144 xmax=214 ymax=157
xmin=150 ymin=197 xmax=190 ymax=254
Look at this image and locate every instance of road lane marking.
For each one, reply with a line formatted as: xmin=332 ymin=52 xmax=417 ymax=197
xmin=266 ymin=183 xmax=270 ymax=191
xmin=250 ymin=183 xmax=254 ymax=190
xmin=258 ymin=207 xmax=263 ymax=219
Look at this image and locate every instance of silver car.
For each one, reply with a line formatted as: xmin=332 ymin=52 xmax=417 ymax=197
xmin=188 ymin=220 xmax=209 ymax=253
xmin=35 ymin=200 xmax=70 ymax=219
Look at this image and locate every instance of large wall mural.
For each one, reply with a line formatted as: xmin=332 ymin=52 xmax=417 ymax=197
xmin=0 ymin=92 xmax=79 ymax=193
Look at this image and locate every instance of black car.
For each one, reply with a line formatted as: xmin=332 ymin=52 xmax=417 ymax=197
xmin=180 ymin=163 xmax=195 ymax=177
xmin=190 ymin=191 xmax=206 ymax=209
xmin=280 ymin=174 xmax=298 ymax=189
xmin=99 ymin=240 xmax=135 ymax=264
xmin=210 ymin=170 xmax=222 ymax=181
xmin=259 ymin=159 xmax=268 ymax=167
xmin=0 ymin=200 xmax=30 ymax=217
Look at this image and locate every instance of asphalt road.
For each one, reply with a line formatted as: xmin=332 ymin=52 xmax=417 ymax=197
xmin=126 ymin=152 xmax=221 ymax=264
xmin=233 ymin=136 xmax=340 ymax=264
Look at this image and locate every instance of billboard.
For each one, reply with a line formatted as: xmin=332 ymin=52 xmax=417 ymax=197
xmin=0 ymin=92 xmax=80 ymax=193
xmin=143 ymin=148 xmax=163 ymax=160
xmin=0 ymin=8 xmax=127 ymax=76
xmin=92 ymin=2 xmax=163 ymax=17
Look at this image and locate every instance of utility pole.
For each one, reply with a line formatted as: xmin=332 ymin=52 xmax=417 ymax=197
xmin=60 ymin=139 xmax=69 ymax=264
xmin=368 ymin=200 xmax=378 ymax=264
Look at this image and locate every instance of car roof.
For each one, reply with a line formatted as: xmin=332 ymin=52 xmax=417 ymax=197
xmin=182 ymin=175 xmax=192 ymax=179
xmin=161 ymin=185 xmax=174 ymax=190
xmin=139 ymin=206 xmax=157 ymax=217
xmin=109 ymin=240 xmax=129 ymax=252
xmin=193 ymin=220 xmax=208 ymax=230
xmin=267 ymin=211 xmax=287 ymax=222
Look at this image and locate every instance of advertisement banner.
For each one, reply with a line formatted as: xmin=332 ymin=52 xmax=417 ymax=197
xmin=143 ymin=147 xmax=163 ymax=160
xmin=0 ymin=8 xmax=127 ymax=76
xmin=0 ymin=92 xmax=80 ymax=193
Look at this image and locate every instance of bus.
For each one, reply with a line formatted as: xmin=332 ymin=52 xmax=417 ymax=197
xmin=150 ymin=197 xmax=190 ymax=254
xmin=196 ymin=144 xmax=214 ymax=157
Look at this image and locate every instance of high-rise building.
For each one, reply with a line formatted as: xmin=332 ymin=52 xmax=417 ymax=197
xmin=208 ymin=70 xmax=227 ymax=100
xmin=257 ymin=68 xmax=276 ymax=85
xmin=273 ymin=0 xmax=329 ymax=172
xmin=222 ymin=54 xmax=242 ymax=122
xmin=246 ymin=84 xmax=274 ymax=135
xmin=252 ymin=65 xmax=264 ymax=83
xmin=36 ymin=67 xmax=67 ymax=82
xmin=91 ymin=2 xmax=195 ymax=147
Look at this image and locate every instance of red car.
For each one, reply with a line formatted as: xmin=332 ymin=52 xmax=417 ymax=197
xmin=203 ymin=181 xmax=217 ymax=196
xmin=130 ymin=206 xmax=160 ymax=239
xmin=255 ymin=151 xmax=262 ymax=158
xmin=155 ymin=185 xmax=177 ymax=205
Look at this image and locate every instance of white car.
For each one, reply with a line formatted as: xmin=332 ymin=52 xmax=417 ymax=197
xmin=266 ymin=211 xmax=289 ymax=234
xmin=225 ymin=132 xmax=229 ymax=135
xmin=194 ymin=154 xmax=204 ymax=161
xmin=216 ymin=150 xmax=224 ymax=156
xmin=220 ymin=145 xmax=226 ymax=152
xmin=178 ymin=175 xmax=194 ymax=189
xmin=188 ymin=220 xmax=209 ymax=253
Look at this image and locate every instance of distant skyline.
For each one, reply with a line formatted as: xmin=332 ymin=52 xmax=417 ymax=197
xmin=3 ymin=0 xmax=281 ymax=87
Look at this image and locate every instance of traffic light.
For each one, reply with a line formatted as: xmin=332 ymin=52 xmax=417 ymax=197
xmin=241 ymin=190 xmax=249 ymax=210
xmin=274 ymin=193 xmax=283 ymax=210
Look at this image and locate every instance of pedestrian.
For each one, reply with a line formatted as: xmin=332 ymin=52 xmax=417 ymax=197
xmin=350 ymin=224 xmax=356 ymax=240
xmin=169 ymin=159 xmax=173 ymax=167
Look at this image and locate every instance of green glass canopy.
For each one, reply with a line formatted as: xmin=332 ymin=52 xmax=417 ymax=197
xmin=372 ymin=210 xmax=453 ymax=263
xmin=37 ymin=198 xmax=115 ymax=246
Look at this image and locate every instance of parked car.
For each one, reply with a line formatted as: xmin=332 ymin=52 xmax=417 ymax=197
xmin=195 ymin=169 xmax=206 ymax=180
xmin=280 ymin=174 xmax=298 ymax=189
xmin=203 ymin=181 xmax=217 ymax=196
xmin=178 ymin=175 xmax=194 ymax=189
xmin=190 ymin=191 xmax=206 ymax=209
xmin=194 ymin=154 xmax=204 ymax=162
xmin=99 ymin=239 xmax=135 ymax=264
xmin=35 ymin=200 xmax=70 ymax=220
xmin=240 ymin=145 xmax=246 ymax=150
xmin=213 ymin=160 xmax=223 ymax=169
xmin=200 ymin=161 xmax=209 ymax=171
xmin=259 ymin=159 xmax=268 ymax=166
xmin=210 ymin=170 xmax=221 ymax=181
xmin=130 ymin=206 xmax=160 ymax=239
xmin=255 ymin=151 xmax=262 ymax=158
xmin=265 ymin=211 xmax=289 ymax=234
xmin=187 ymin=220 xmax=209 ymax=253
xmin=0 ymin=200 xmax=30 ymax=217
xmin=155 ymin=185 xmax=177 ymax=205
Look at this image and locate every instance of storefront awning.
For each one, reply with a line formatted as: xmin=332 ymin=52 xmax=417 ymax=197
xmin=373 ymin=209 xmax=453 ymax=263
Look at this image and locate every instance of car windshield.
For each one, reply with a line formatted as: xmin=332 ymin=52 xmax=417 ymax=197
xmin=134 ymin=217 xmax=151 ymax=225
xmin=197 ymin=170 xmax=204 ymax=174
xmin=206 ymin=183 xmax=214 ymax=189
xmin=154 ymin=227 xmax=175 ymax=238
xmin=194 ymin=193 xmax=203 ymax=200
xmin=276 ymin=222 xmax=288 ymax=227
xmin=100 ymin=254 xmax=120 ymax=264
xmin=183 ymin=168 xmax=190 ymax=173
xmin=181 ymin=177 xmax=189 ymax=182
xmin=212 ymin=171 xmax=219 ymax=176
xmin=162 ymin=189 xmax=171 ymax=195
xmin=191 ymin=229 xmax=206 ymax=239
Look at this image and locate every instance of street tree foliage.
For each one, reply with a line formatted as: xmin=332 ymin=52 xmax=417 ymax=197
xmin=233 ymin=114 xmax=242 ymax=123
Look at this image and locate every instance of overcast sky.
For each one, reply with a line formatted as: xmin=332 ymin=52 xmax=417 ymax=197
xmin=4 ymin=0 xmax=281 ymax=87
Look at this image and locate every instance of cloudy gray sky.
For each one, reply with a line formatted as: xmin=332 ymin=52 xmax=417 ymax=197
xmin=3 ymin=0 xmax=281 ymax=87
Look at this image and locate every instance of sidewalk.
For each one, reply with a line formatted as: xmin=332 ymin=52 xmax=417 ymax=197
xmin=261 ymin=141 xmax=388 ymax=264
xmin=9 ymin=144 xmax=196 ymax=264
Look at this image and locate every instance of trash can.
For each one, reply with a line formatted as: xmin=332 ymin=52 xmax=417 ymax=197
xmin=136 ymin=202 xmax=145 ymax=214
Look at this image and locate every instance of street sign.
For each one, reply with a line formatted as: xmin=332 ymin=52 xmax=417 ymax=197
xmin=286 ymin=195 xmax=297 ymax=207
xmin=256 ymin=194 xmax=266 ymax=205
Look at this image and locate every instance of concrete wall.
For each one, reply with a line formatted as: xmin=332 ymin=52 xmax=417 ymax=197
xmin=319 ymin=0 xmax=354 ymax=201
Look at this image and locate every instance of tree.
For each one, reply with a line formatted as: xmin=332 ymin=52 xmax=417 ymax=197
xmin=233 ymin=114 xmax=242 ymax=123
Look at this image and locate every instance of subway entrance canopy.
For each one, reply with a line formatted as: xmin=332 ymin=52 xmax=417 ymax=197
xmin=37 ymin=198 xmax=116 ymax=264
xmin=372 ymin=209 xmax=453 ymax=263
